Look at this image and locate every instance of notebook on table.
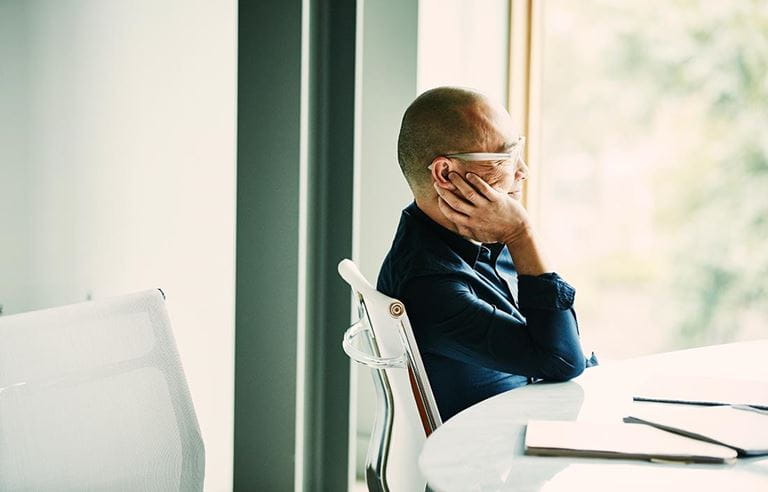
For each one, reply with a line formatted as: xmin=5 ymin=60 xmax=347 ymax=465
xmin=524 ymin=420 xmax=737 ymax=464
xmin=624 ymin=404 xmax=768 ymax=456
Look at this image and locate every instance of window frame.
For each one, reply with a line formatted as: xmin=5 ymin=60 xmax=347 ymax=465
xmin=507 ymin=0 xmax=544 ymax=222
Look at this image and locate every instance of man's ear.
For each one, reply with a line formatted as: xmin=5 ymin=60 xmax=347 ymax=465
xmin=429 ymin=156 xmax=454 ymax=189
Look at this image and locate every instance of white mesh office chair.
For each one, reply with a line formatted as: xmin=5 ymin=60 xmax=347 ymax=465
xmin=0 ymin=289 xmax=204 ymax=491
xmin=339 ymin=259 xmax=442 ymax=492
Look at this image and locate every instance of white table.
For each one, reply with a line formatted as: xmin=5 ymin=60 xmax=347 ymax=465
xmin=419 ymin=340 xmax=768 ymax=491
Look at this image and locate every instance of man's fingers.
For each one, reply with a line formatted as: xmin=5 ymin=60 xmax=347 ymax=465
xmin=465 ymin=173 xmax=499 ymax=202
xmin=448 ymin=172 xmax=488 ymax=205
xmin=434 ymin=184 xmax=473 ymax=215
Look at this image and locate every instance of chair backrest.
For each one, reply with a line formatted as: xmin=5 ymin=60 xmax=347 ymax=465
xmin=339 ymin=259 xmax=441 ymax=492
xmin=0 ymin=289 xmax=204 ymax=491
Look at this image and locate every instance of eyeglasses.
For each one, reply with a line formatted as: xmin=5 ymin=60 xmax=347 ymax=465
xmin=445 ymin=135 xmax=526 ymax=164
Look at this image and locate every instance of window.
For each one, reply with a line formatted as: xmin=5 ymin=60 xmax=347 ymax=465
xmin=418 ymin=0 xmax=510 ymax=105
xmin=535 ymin=0 xmax=768 ymax=358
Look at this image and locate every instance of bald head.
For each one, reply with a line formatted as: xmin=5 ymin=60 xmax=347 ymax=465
xmin=397 ymin=87 xmax=503 ymax=194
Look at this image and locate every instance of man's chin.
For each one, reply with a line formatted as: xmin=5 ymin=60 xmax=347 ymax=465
xmin=508 ymin=192 xmax=522 ymax=201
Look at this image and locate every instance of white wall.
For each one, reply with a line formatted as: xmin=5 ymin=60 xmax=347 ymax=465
xmin=1 ymin=1 xmax=236 ymax=490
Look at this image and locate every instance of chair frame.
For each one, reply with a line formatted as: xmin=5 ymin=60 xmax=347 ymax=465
xmin=341 ymin=260 xmax=441 ymax=492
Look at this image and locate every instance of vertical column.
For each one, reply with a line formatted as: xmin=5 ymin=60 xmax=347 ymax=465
xmin=303 ymin=0 xmax=357 ymax=490
xmin=235 ymin=1 xmax=304 ymax=490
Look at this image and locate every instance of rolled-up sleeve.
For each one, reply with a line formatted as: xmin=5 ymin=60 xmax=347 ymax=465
xmin=402 ymin=272 xmax=586 ymax=382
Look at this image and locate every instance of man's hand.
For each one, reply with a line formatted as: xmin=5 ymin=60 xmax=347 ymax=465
xmin=434 ymin=172 xmax=531 ymax=245
xmin=434 ymin=172 xmax=550 ymax=275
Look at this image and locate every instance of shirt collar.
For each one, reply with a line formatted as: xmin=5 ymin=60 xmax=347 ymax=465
xmin=406 ymin=202 xmax=504 ymax=268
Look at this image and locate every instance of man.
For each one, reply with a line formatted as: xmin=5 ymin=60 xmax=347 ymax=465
xmin=377 ymin=87 xmax=595 ymax=421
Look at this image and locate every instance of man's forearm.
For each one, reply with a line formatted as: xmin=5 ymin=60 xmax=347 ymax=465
xmin=517 ymin=273 xmax=585 ymax=379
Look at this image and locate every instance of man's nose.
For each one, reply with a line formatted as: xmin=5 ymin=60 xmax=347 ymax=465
xmin=516 ymin=159 xmax=529 ymax=180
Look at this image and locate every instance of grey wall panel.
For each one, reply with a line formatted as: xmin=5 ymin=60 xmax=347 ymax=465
xmin=354 ymin=0 xmax=418 ymax=478
xmin=235 ymin=0 xmax=356 ymax=490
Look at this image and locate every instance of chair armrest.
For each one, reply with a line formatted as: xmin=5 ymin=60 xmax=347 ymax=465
xmin=343 ymin=319 xmax=406 ymax=369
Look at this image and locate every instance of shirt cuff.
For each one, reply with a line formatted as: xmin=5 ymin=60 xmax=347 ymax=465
xmin=518 ymin=272 xmax=575 ymax=310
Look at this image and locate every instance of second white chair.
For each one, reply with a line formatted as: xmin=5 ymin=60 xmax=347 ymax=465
xmin=0 ymin=289 xmax=204 ymax=491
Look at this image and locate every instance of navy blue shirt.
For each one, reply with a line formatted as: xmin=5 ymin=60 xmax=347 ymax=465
xmin=377 ymin=202 xmax=589 ymax=420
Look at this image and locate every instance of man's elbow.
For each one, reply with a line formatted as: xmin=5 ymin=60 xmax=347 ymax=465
xmin=544 ymin=351 xmax=586 ymax=381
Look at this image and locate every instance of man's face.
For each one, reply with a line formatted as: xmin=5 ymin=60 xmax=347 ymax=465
xmin=455 ymin=101 xmax=528 ymax=200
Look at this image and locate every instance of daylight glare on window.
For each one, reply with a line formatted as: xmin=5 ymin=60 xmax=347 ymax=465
xmin=538 ymin=0 xmax=768 ymax=358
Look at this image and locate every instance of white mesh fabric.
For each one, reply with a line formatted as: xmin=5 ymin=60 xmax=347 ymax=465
xmin=0 ymin=289 xmax=204 ymax=491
